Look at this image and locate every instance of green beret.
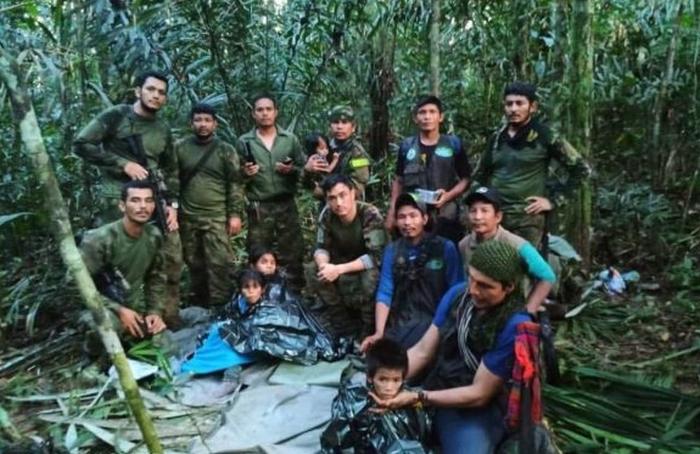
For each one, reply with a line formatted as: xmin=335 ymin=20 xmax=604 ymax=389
xmin=470 ymin=240 xmax=523 ymax=285
xmin=328 ymin=105 xmax=355 ymax=122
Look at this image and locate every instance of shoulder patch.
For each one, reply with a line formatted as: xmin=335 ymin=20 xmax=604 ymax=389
xmin=526 ymin=129 xmax=539 ymax=143
xmin=349 ymin=157 xmax=370 ymax=169
xmin=406 ymin=148 xmax=417 ymax=161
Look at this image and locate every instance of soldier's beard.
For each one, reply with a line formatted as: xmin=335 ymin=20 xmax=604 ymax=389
xmin=139 ymin=99 xmax=160 ymax=114
xmin=195 ymin=132 xmax=214 ymax=142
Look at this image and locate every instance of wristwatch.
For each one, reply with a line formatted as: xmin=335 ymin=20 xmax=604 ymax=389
xmin=417 ymin=389 xmax=428 ymax=406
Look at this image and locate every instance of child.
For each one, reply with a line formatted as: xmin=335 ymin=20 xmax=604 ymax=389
xmin=248 ymin=245 xmax=289 ymax=301
xmin=303 ymin=132 xmax=338 ymax=199
xmin=231 ymin=269 xmax=266 ymax=315
xmin=321 ymin=338 xmax=431 ymax=453
xmin=179 ymin=271 xmax=266 ymax=375
xmin=366 ymin=337 xmax=408 ymax=401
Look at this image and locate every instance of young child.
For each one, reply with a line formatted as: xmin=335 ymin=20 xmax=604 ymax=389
xmin=231 ymin=269 xmax=266 ymax=315
xmin=180 ymin=270 xmax=266 ymax=376
xmin=321 ymin=338 xmax=431 ymax=453
xmin=366 ymin=337 xmax=408 ymax=401
xmin=304 ymin=132 xmax=338 ymax=199
xmin=248 ymin=245 xmax=290 ymax=301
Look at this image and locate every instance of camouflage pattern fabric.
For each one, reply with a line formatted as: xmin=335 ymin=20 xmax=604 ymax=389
xmin=502 ymin=211 xmax=546 ymax=248
xmin=74 ymin=104 xmax=182 ymax=324
xmin=80 ymin=219 xmax=166 ymax=316
xmin=247 ymin=198 xmax=305 ymax=293
xmin=180 ymin=217 xmax=234 ymax=308
xmin=305 ymin=264 xmax=378 ymax=339
xmin=309 ymin=202 xmax=386 ymax=339
xmin=73 ymin=104 xmax=176 ymax=201
xmin=329 ymin=136 xmax=372 ymax=198
xmin=82 ymin=201 xmax=182 ymax=324
xmin=474 ymin=119 xmax=590 ymax=247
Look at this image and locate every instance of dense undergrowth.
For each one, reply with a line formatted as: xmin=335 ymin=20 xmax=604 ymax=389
xmin=1 ymin=154 xmax=698 ymax=452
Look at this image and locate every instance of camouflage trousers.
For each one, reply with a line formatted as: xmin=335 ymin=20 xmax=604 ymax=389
xmin=94 ymin=196 xmax=183 ymax=326
xmin=502 ymin=211 xmax=546 ymax=248
xmin=180 ymin=217 xmax=235 ymax=308
xmin=247 ymin=198 xmax=305 ymax=293
xmin=304 ymin=262 xmax=378 ymax=340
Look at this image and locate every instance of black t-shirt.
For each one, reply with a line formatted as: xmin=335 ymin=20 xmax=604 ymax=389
xmin=395 ymin=135 xmax=471 ymax=180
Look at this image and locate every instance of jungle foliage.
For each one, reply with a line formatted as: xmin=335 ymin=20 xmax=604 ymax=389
xmin=1 ymin=0 xmax=699 ymax=452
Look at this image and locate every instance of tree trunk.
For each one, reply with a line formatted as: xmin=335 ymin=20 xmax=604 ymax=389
xmin=0 ymin=49 xmax=164 ymax=454
xmin=429 ymin=0 xmax=441 ymax=96
xmin=656 ymin=5 xmax=683 ymax=186
xmin=548 ymin=0 xmax=565 ymax=129
xmin=368 ymin=24 xmax=395 ymax=160
xmin=564 ymin=0 xmax=593 ymax=268
xmin=516 ymin=0 xmax=533 ymax=79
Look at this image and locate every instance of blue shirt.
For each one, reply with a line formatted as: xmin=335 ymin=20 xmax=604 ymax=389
xmin=375 ymin=237 xmax=465 ymax=307
xmin=432 ymin=283 xmax=532 ymax=380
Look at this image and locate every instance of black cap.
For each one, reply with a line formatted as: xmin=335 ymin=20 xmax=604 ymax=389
xmin=465 ymin=186 xmax=501 ymax=210
xmin=395 ymin=193 xmax=428 ymax=215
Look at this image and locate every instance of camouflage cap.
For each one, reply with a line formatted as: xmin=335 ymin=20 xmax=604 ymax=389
xmin=328 ymin=105 xmax=355 ymax=122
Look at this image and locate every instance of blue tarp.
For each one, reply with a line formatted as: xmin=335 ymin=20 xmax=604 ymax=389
xmin=180 ymin=322 xmax=256 ymax=375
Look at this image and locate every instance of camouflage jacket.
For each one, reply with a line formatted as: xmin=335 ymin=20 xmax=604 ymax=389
xmin=73 ymin=104 xmax=176 ymax=201
xmin=329 ymin=135 xmax=372 ymax=197
xmin=80 ymin=220 xmax=166 ymax=315
xmin=474 ymin=119 xmax=590 ymax=214
xmin=315 ymin=201 xmax=387 ymax=268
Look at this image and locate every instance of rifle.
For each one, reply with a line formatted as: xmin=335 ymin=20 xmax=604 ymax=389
xmin=123 ymin=135 xmax=169 ymax=233
xmin=244 ymin=141 xmax=256 ymax=165
xmin=93 ymin=265 xmax=131 ymax=305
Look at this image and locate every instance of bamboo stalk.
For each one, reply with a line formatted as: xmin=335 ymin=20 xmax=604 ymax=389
xmin=0 ymin=48 xmax=163 ymax=454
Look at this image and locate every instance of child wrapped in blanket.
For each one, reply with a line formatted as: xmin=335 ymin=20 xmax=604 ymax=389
xmin=321 ymin=338 xmax=431 ymax=453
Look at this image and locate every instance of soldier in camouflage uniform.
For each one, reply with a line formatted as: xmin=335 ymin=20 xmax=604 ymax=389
xmin=304 ymin=106 xmax=372 ymax=200
xmin=306 ymin=174 xmax=386 ymax=339
xmin=237 ymin=94 xmax=307 ymax=293
xmin=474 ymin=81 xmax=590 ymax=247
xmin=80 ymin=181 xmax=167 ymax=342
xmin=173 ymin=103 xmax=244 ymax=308
xmin=73 ymin=71 xmax=183 ymax=328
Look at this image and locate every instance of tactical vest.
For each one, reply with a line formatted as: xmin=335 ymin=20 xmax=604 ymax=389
xmin=387 ymin=235 xmax=449 ymax=330
xmin=400 ymin=135 xmax=461 ymax=192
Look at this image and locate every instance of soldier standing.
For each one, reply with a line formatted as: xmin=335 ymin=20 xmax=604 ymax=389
xmin=174 ymin=103 xmax=244 ymax=308
xmin=74 ymin=71 xmax=183 ymax=328
xmin=474 ymin=81 xmax=590 ymax=247
xmin=238 ymin=94 xmax=306 ymax=293
xmin=304 ymin=106 xmax=372 ymax=200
